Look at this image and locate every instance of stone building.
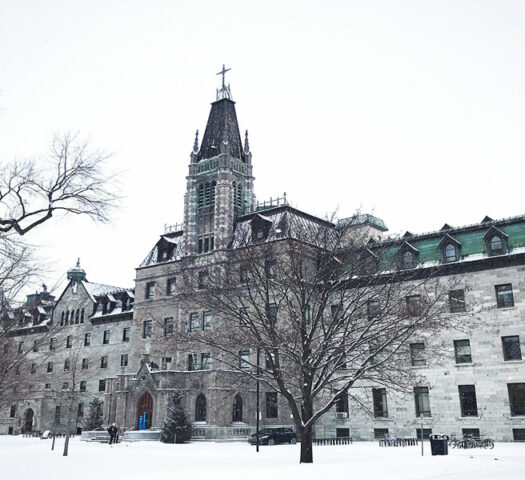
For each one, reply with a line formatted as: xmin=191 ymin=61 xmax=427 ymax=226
xmin=0 ymin=261 xmax=134 ymax=435
xmin=3 ymin=76 xmax=525 ymax=443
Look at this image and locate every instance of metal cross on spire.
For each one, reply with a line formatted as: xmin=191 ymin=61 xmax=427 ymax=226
xmin=216 ymin=64 xmax=232 ymax=100
xmin=217 ymin=64 xmax=231 ymax=88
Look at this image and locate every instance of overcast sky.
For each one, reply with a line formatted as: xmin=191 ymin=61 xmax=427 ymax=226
xmin=1 ymin=0 xmax=524 ymax=296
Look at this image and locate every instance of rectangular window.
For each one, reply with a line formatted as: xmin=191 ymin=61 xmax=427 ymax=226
xmin=49 ymin=338 xmax=55 ymax=351
xmin=198 ymin=271 xmax=208 ymax=289
xmin=120 ymin=354 xmax=128 ymax=367
xmin=414 ymin=387 xmax=431 ymax=417
xmin=372 ymin=388 xmax=388 ymax=418
xmin=304 ymin=304 xmax=312 ymax=323
xmin=410 ymin=343 xmax=426 ymax=366
xmin=190 ymin=312 xmax=201 ymax=332
xmin=31 ymin=363 xmax=37 ymax=374
xmin=80 ymin=381 xmax=87 ymax=392
xmin=462 ymin=428 xmax=480 ymax=437
xmin=100 ymin=356 xmax=108 ymax=368
xmin=64 ymin=359 xmax=70 ymax=371
xmin=167 ymin=278 xmax=176 ymax=295
xmin=203 ymin=312 xmax=212 ymax=331
xmin=145 ymin=281 xmax=155 ymax=299
xmin=47 ymin=362 xmax=53 ymax=373
xmin=239 ymin=266 xmax=248 ymax=284
xmin=143 ymin=320 xmax=152 ymax=339
xmin=32 ymin=341 xmax=38 ymax=353
xmin=416 ymin=428 xmax=433 ymax=440
xmin=266 ymin=392 xmax=278 ymax=418
xmin=502 ymin=336 xmax=522 ymax=361
xmin=66 ymin=335 xmax=73 ymax=348
xmin=122 ymin=327 xmax=130 ymax=342
xmin=508 ymin=383 xmax=525 ymax=416
xmin=188 ymin=353 xmax=197 ymax=371
xmin=10 ymin=405 xmax=16 ymax=418
xmin=459 ymin=385 xmax=478 ymax=416
xmin=496 ymin=284 xmax=514 ymax=308
xmin=265 ymin=259 xmax=277 ymax=278
xmin=335 ymin=394 xmax=349 ymax=414
xmin=77 ymin=403 xmax=84 ymax=418
xmin=331 ymin=304 xmax=343 ymax=322
xmin=18 ymin=342 xmax=23 ymax=354
xmin=103 ymin=330 xmax=110 ymax=345
xmin=62 ymin=382 xmax=69 ymax=390
xmin=82 ymin=358 xmax=88 ymax=370
xmin=201 ymin=353 xmax=211 ymax=370
xmin=161 ymin=357 xmax=172 ymax=370
xmin=197 ymin=234 xmax=214 ymax=254
xmin=84 ymin=333 xmax=91 ymax=347
xmin=45 ymin=383 xmax=51 ymax=390
xmin=239 ymin=307 xmax=249 ymax=327
xmin=513 ymin=429 xmax=525 ymax=441
xmin=454 ymin=339 xmax=472 ymax=364
xmin=164 ymin=317 xmax=174 ymax=336
xmin=239 ymin=350 xmax=250 ymax=369
xmin=99 ymin=379 xmax=106 ymax=392
xmin=374 ymin=428 xmax=388 ymax=439
xmin=406 ymin=295 xmax=422 ymax=316
xmin=449 ymin=289 xmax=466 ymax=313
xmin=267 ymin=303 xmax=278 ymax=324
xmin=55 ymin=406 xmax=61 ymax=424
xmin=367 ymin=299 xmax=380 ymax=319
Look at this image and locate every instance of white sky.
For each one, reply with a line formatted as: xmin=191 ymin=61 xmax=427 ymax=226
xmin=1 ymin=0 xmax=524 ymax=295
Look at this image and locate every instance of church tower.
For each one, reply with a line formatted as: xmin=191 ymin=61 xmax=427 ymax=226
xmin=182 ymin=66 xmax=255 ymax=255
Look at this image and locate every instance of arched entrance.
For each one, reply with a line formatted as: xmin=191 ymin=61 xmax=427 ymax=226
xmin=195 ymin=394 xmax=207 ymax=422
xmin=137 ymin=392 xmax=153 ymax=429
xmin=232 ymin=394 xmax=243 ymax=422
xmin=24 ymin=408 xmax=34 ymax=432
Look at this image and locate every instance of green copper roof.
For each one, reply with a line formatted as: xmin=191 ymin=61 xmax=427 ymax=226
xmin=372 ymin=214 xmax=525 ymax=267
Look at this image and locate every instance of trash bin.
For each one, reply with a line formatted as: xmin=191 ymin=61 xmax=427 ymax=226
xmin=429 ymin=434 xmax=449 ymax=456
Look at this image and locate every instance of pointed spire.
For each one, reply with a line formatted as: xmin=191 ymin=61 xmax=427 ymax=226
xmin=76 ymin=258 xmax=80 ymax=268
xmin=193 ymin=130 xmax=199 ymax=153
xmin=220 ymin=114 xmax=230 ymax=154
xmin=244 ymin=130 xmax=250 ymax=153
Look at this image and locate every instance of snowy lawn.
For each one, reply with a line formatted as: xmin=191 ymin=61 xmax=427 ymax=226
xmin=2 ymin=436 xmax=524 ymax=480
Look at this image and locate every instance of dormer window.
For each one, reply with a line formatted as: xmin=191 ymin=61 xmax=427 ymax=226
xmin=443 ymin=243 xmax=458 ymax=263
xmin=403 ymin=251 xmax=416 ymax=269
xmin=484 ymin=227 xmax=508 ymax=257
xmin=439 ymin=234 xmax=461 ymax=264
xmin=397 ymin=242 xmax=419 ymax=269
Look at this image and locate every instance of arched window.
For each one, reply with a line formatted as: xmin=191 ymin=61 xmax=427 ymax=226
xmin=403 ymin=251 xmax=415 ymax=269
xmin=235 ymin=183 xmax=243 ymax=212
xmin=444 ymin=243 xmax=457 ymax=263
xmin=232 ymin=394 xmax=243 ymax=422
xmin=204 ymin=183 xmax=211 ymax=206
xmin=210 ymin=181 xmax=216 ymax=206
xmin=65 ymin=311 xmax=69 ymax=325
xmin=490 ymin=236 xmax=504 ymax=255
xmin=198 ymin=184 xmax=204 ymax=208
xmin=195 ymin=394 xmax=207 ymax=422
xmin=61 ymin=312 xmax=65 ymax=326
xmin=80 ymin=308 xmax=85 ymax=323
xmin=75 ymin=310 xmax=80 ymax=324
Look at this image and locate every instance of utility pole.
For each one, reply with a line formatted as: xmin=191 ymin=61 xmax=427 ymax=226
xmin=256 ymin=347 xmax=260 ymax=452
xmin=420 ymin=414 xmax=424 ymax=456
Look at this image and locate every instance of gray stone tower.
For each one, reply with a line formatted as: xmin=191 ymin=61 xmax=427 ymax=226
xmin=182 ymin=71 xmax=255 ymax=255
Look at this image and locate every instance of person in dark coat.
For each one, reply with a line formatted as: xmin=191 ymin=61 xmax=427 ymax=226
xmin=107 ymin=423 xmax=118 ymax=445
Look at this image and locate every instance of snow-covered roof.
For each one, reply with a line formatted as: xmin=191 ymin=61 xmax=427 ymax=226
xmin=82 ymin=281 xmax=127 ymax=302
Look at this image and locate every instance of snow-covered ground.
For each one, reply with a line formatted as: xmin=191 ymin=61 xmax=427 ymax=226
xmin=3 ymin=436 xmax=524 ymax=480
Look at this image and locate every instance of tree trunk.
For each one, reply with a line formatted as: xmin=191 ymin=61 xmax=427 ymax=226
xmin=63 ymin=434 xmax=69 ymax=456
xmin=299 ymin=425 xmax=313 ymax=464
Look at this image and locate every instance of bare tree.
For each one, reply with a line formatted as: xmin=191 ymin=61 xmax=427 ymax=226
xmin=170 ymin=216 xmax=463 ymax=463
xmin=0 ymin=132 xmax=117 ymax=236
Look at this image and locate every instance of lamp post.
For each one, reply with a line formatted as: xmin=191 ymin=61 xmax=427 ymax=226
xmin=256 ymin=347 xmax=260 ymax=452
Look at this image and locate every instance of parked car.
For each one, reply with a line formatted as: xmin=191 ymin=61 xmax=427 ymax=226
xmin=249 ymin=428 xmax=297 ymax=445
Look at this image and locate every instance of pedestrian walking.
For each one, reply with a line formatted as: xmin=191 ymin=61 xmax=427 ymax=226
xmin=107 ymin=423 xmax=118 ymax=445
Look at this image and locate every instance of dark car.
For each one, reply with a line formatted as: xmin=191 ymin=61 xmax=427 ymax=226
xmin=249 ymin=427 xmax=297 ymax=445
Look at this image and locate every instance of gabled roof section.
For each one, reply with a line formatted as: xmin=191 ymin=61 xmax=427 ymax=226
xmin=196 ymin=98 xmax=245 ymax=162
xmin=438 ymin=233 xmax=461 ymax=248
xmin=440 ymin=223 xmax=453 ymax=231
xmin=402 ymin=231 xmax=413 ymax=238
xmin=398 ymin=241 xmax=419 ymax=254
xmin=482 ymin=216 xmax=493 ymax=223
xmin=483 ymin=225 xmax=508 ymax=241
xmin=232 ymin=205 xmax=337 ymax=248
xmin=140 ymin=230 xmax=184 ymax=267
xmin=82 ymin=281 xmax=127 ymax=303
